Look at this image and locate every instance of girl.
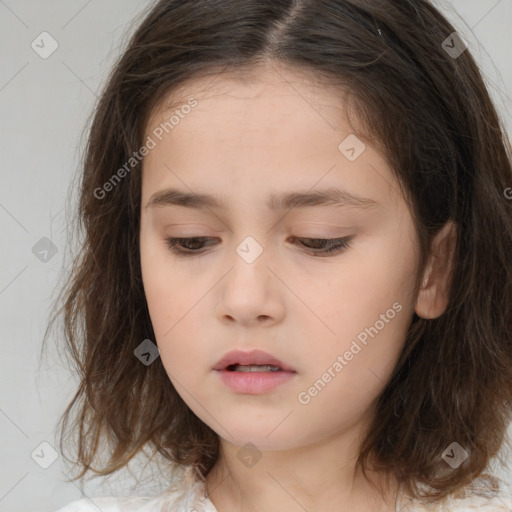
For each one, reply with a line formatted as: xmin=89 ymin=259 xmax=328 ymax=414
xmin=50 ymin=0 xmax=512 ymax=510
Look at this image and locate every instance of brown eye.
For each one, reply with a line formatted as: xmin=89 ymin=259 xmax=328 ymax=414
xmin=294 ymin=237 xmax=353 ymax=255
xmin=165 ymin=237 xmax=218 ymax=254
xmin=164 ymin=236 xmax=354 ymax=257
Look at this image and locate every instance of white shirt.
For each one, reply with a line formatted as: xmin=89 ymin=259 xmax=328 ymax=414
xmin=55 ymin=466 xmax=512 ymax=511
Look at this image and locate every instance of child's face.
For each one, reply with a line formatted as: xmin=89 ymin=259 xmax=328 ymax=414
xmin=139 ymin=64 xmax=420 ymax=450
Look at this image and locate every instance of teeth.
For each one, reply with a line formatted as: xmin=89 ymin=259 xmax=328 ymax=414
xmin=231 ymin=364 xmax=282 ymax=372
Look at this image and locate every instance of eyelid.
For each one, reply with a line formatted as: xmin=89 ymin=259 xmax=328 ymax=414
xmin=164 ymin=235 xmax=354 ymax=257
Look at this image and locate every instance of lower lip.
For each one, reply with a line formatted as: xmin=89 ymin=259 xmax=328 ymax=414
xmin=215 ymin=369 xmax=296 ymax=394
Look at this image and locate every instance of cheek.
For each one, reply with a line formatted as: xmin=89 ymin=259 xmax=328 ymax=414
xmin=140 ymin=230 xmax=209 ymax=380
xmin=317 ymin=234 xmax=416 ymax=327
xmin=141 ymin=272 xmax=200 ymax=384
xmin=140 ymin=232 xmax=168 ymax=332
xmin=306 ymin=231 xmax=417 ymax=384
xmin=141 ymin=271 xmax=192 ymax=347
xmin=140 ymin=231 xmax=181 ymax=346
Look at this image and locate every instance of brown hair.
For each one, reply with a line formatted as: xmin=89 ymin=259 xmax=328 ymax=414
xmin=44 ymin=0 xmax=512 ymax=503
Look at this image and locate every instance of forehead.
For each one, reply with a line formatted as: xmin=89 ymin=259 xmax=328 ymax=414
xmin=146 ymin=63 xmax=355 ymax=133
xmin=141 ymin=64 xmax=403 ymax=213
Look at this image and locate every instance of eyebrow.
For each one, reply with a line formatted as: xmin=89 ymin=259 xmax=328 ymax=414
xmin=146 ymin=187 xmax=380 ymax=211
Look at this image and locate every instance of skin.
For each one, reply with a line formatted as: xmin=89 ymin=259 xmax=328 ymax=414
xmin=139 ymin=62 xmax=456 ymax=512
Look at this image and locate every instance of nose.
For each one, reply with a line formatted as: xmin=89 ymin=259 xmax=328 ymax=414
xmin=216 ymin=240 xmax=286 ymax=327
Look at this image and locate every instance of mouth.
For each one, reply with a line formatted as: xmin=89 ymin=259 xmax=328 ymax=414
xmin=214 ymin=349 xmax=296 ymax=373
xmin=225 ymin=363 xmax=283 ymax=372
xmin=213 ymin=349 xmax=296 ymax=394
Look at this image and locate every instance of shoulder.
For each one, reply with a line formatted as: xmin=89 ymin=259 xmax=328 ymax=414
xmin=54 ymin=495 xmax=159 ymax=512
xmin=446 ymin=474 xmax=512 ymax=511
xmin=401 ymin=474 xmax=512 ymax=511
xmin=54 ymin=497 xmax=124 ymax=512
xmin=442 ymin=493 xmax=512 ymax=511
xmin=53 ymin=467 xmax=217 ymax=512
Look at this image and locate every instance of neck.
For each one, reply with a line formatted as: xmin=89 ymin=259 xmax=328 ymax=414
xmin=205 ymin=432 xmax=401 ymax=512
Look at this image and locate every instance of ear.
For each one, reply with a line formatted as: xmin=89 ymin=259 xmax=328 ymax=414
xmin=415 ymin=220 xmax=457 ymax=319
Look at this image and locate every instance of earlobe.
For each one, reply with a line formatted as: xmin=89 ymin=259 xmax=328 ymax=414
xmin=415 ymin=220 xmax=457 ymax=320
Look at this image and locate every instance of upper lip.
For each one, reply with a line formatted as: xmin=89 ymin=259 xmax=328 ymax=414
xmin=214 ymin=349 xmax=295 ymax=372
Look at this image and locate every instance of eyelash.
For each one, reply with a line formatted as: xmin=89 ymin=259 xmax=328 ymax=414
xmin=164 ymin=236 xmax=353 ymax=257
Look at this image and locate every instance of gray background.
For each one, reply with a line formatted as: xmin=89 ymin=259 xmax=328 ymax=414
xmin=1 ymin=1 xmax=511 ymax=511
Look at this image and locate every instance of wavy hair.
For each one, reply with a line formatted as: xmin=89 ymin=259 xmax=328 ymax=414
xmin=44 ymin=0 xmax=512 ymax=503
